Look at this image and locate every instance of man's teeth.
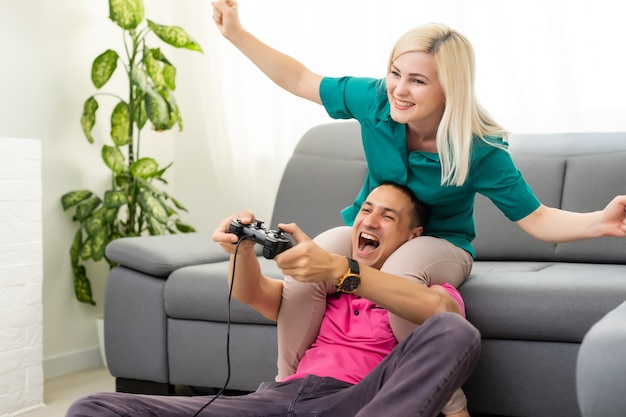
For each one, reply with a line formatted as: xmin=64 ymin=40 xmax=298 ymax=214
xmin=359 ymin=232 xmax=379 ymax=249
xmin=361 ymin=232 xmax=378 ymax=241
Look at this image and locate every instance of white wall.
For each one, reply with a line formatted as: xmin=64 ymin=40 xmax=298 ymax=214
xmin=1 ymin=0 xmax=626 ymax=381
xmin=0 ymin=137 xmax=44 ymax=416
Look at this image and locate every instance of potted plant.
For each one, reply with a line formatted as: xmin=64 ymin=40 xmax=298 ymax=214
xmin=61 ymin=0 xmax=203 ymax=305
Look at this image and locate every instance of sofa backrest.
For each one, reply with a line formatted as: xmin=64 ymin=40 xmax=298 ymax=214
xmin=270 ymin=121 xmax=367 ymax=238
xmin=272 ymin=122 xmax=626 ymax=264
xmin=474 ymin=132 xmax=626 ymax=264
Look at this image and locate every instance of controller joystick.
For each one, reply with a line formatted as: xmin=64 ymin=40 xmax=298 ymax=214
xmin=228 ymin=219 xmax=293 ymax=259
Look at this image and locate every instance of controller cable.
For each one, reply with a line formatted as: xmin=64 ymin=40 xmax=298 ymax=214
xmin=191 ymin=236 xmax=251 ymax=417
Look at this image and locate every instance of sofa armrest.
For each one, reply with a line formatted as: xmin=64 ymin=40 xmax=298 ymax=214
xmin=576 ymin=300 xmax=626 ymax=417
xmin=106 ymin=232 xmax=229 ymax=278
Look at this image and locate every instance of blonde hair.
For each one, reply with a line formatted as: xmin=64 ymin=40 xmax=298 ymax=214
xmin=388 ymin=23 xmax=509 ymax=186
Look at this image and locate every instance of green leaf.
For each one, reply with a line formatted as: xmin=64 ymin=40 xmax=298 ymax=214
xmin=149 ymin=49 xmax=176 ymax=90
xmin=134 ymin=99 xmax=148 ymax=130
xmin=148 ymin=217 xmax=166 ymax=236
xmin=80 ymin=97 xmax=99 ymax=144
xmin=70 ymin=229 xmax=83 ymax=267
xmin=144 ymin=49 xmax=165 ymax=88
xmin=74 ymin=196 xmax=102 ymax=222
xmin=131 ymin=65 xmax=149 ymax=91
xmin=61 ymin=190 xmax=93 ymax=211
xmin=162 ymin=89 xmax=183 ymax=130
xmin=104 ymin=190 xmax=127 ymax=208
xmin=145 ymin=88 xmax=171 ymax=130
xmin=102 ymin=207 xmax=120 ymax=223
xmin=72 ymin=265 xmax=96 ymax=305
xmin=156 ymin=161 xmax=173 ymax=176
xmin=102 ymin=145 xmax=126 ymax=174
xmin=115 ymin=172 xmax=132 ymax=188
xmin=163 ymin=63 xmax=176 ymax=90
xmin=80 ymin=237 xmax=93 ymax=260
xmin=131 ymin=157 xmax=159 ymax=179
xmin=109 ymin=0 xmax=144 ymax=30
xmin=175 ymin=221 xmax=196 ymax=233
xmin=92 ymin=49 xmax=119 ymax=89
xmin=147 ymin=48 xmax=171 ymax=65
xmin=110 ymin=101 xmax=131 ymax=146
xmin=152 ymin=176 xmax=168 ymax=185
xmin=162 ymin=201 xmax=175 ymax=217
xmin=138 ymin=189 xmax=168 ymax=224
xmin=147 ymin=20 xmax=203 ymax=52
xmin=169 ymin=196 xmax=187 ymax=211
xmin=147 ymin=216 xmax=165 ymax=235
xmin=84 ymin=216 xmax=104 ymax=237
xmin=89 ymin=231 xmax=108 ymax=262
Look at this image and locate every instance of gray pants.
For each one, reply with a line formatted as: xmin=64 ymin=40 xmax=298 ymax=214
xmin=66 ymin=313 xmax=480 ymax=417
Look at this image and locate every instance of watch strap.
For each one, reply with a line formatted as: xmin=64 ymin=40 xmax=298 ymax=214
xmin=346 ymin=257 xmax=360 ymax=275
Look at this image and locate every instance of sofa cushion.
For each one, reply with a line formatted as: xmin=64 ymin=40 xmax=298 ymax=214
xmin=106 ymin=232 xmax=227 ymax=277
xmin=461 ymin=262 xmax=626 ymax=342
xmin=165 ymin=257 xmax=284 ymax=325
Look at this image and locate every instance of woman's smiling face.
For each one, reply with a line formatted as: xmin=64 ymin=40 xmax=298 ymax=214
xmin=386 ymin=51 xmax=446 ymax=127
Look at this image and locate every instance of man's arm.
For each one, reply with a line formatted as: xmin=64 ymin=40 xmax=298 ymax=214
xmin=275 ymin=224 xmax=464 ymax=325
xmin=356 ymin=264 xmax=463 ymax=323
xmin=213 ymin=214 xmax=284 ymax=321
xmin=227 ymin=245 xmax=284 ymax=321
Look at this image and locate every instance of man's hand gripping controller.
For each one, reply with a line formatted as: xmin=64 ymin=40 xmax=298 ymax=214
xmin=228 ymin=219 xmax=293 ymax=259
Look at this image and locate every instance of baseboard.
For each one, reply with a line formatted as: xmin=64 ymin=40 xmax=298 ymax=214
xmin=43 ymin=346 xmax=103 ymax=379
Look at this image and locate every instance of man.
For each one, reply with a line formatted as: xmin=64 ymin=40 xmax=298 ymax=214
xmin=66 ymin=182 xmax=480 ymax=417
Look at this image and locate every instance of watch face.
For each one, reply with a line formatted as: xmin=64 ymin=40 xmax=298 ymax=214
xmin=341 ymin=275 xmax=360 ymax=293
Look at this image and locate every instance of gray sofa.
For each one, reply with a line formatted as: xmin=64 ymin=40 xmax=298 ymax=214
xmin=104 ymin=121 xmax=626 ymax=417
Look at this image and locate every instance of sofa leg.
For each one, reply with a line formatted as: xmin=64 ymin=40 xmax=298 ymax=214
xmin=115 ymin=377 xmax=175 ymax=395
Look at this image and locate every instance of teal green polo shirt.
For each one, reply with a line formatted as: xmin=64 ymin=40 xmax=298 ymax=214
xmin=319 ymin=76 xmax=541 ymax=257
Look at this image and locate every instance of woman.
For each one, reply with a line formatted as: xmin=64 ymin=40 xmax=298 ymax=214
xmin=211 ymin=2 xmax=626 ymax=415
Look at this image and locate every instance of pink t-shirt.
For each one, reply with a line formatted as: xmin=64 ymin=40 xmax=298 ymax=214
xmin=283 ymin=283 xmax=465 ymax=385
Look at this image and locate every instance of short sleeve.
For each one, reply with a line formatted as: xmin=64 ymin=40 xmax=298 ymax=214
xmin=320 ymin=77 xmax=386 ymax=121
xmin=472 ymin=145 xmax=541 ymax=221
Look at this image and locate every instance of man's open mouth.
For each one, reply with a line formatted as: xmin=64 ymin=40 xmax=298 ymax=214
xmin=358 ymin=232 xmax=380 ymax=251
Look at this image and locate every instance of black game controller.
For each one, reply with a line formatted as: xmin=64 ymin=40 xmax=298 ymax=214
xmin=228 ymin=219 xmax=293 ymax=259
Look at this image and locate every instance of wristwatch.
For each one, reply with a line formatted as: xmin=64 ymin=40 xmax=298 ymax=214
xmin=336 ymin=257 xmax=361 ymax=293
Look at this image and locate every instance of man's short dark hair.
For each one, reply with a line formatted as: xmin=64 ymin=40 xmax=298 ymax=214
xmin=378 ymin=181 xmax=431 ymax=227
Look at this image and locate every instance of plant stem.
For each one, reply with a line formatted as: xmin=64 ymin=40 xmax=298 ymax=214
xmin=125 ymin=29 xmax=138 ymax=236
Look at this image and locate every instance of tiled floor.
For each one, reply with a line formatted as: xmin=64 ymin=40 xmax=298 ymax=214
xmin=20 ymin=366 xmax=115 ymax=417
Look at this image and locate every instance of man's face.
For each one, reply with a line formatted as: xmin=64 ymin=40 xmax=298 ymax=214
xmin=351 ymin=184 xmax=422 ymax=270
